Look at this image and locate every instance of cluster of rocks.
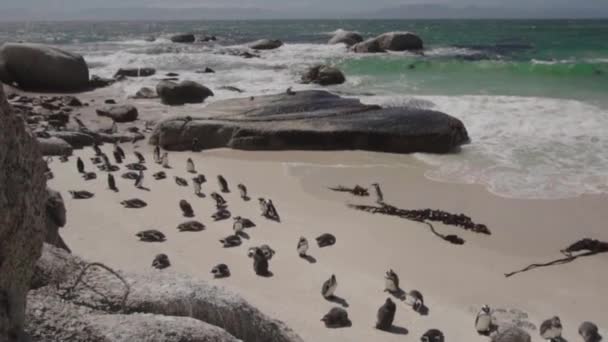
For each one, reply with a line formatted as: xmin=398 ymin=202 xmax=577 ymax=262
xmin=170 ymin=33 xmax=217 ymax=44
xmin=328 ymin=30 xmax=424 ymax=53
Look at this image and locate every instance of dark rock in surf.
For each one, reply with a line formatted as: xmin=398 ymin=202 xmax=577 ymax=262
xmin=351 ymin=38 xmax=385 ymax=53
xmin=301 ymin=65 xmax=345 ymax=86
xmin=249 ymin=39 xmax=283 ymax=50
xmin=328 ymin=31 xmax=363 ymax=47
xmin=96 ymin=105 xmax=139 ymax=123
xmin=171 ymin=34 xmax=196 ymax=43
xmin=375 ymin=32 xmax=423 ymax=51
xmin=156 ymin=80 xmax=214 ymax=106
xmin=114 ymin=68 xmax=156 ymax=78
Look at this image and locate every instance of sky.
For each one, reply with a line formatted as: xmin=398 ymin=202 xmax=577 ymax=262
xmin=1 ymin=0 xmax=607 ymax=19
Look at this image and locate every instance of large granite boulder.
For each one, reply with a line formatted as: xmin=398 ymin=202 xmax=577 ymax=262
xmin=96 ymin=104 xmax=139 ymax=123
xmin=37 ymin=137 xmax=73 ymax=156
xmin=29 ymin=244 xmax=304 ymax=342
xmin=156 ymin=80 xmax=214 ymax=106
xmin=301 ymin=65 xmax=345 ymax=86
xmin=351 ymin=38 xmax=385 ymax=53
xmin=0 ymin=85 xmax=48 ymax=342
xmin=249 ymin=39 xmax=283 ymax=50
xmin=328 ymin=30 xmax=363 ymax=47
xmin=375 ymin=32 xmax=423 ymax=51
xmin=114 ymin=67 xmax=156 ymax=78
xmin=48 ymin=131 xmax=95 ymax=149
xmin=150 ymin=90 xmax=469 ymax=153
xmin=170 ymin=34 xmax=196 ymax=43
xmin=0 ymin=43 xmax=89 ymax=91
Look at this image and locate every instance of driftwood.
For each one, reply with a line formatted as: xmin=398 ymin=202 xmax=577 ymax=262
xmin=329 ymin=185 xmax=369 ymax=197
xmin=505 ymin=239 xmax=608 ymax=278
xmin=349 ymin=204 xmax=488 ymax=245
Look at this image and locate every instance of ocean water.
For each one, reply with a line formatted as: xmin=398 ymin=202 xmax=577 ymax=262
xmin=1 ymin=20 xmax=607 ymax=199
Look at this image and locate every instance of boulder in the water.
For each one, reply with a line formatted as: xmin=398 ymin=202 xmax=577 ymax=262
xmin=96 ymin=105 xmax=139 ymax=123
xmin=351 ymin=38 xmax=385 ymax=53
xmin=133 ymin=87 xmax=157 ymax=99
xmin=0 ymin=43 xmax=89 ymax=91
xmin=328 ymin=31 xmax=363 ymax=47
xmin=171 ymin=34 xmax=196 ymax=43
xmin=114 ymin=68 xmax=156 ymax=78
xmin=301 ymin=65 xmax=345 ymax=86
xmin=249 ymin=39 xmax=283 ymax=50
xmin=156 ymin=80 xmax=214 ymax=106
xmin=375 ymin=32 xmax=423 ymax=51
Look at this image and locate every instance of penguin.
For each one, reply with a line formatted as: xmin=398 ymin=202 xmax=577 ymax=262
xmin=134 ymin=170 xmax=144 ymax=188
xmin=579 ymin=321 xmax=601 ymax=342
xmin=114 ymin=143 xmax=125 ymax=159
xmin=153 ymin=145 xmax=161 ymax=164
xmin=76 ymin=157 xmax=85 ymax=173
xmin=175 ymin=176 xmax=188 ymax=187
xmin=384 ymin=269 xmax=400 ymax=293
xmin=371 ymin=183 xmax=384 ymax=204
xmin=218 ymin=175 xmax=229 ymax=193
xmin=134 ymin=151 xmax=145 ymax=164
xmin=475 ymin=305 xmax=493 ymax=335
xmin=153 ymin=171 xmax=167 ymax=180
xmin=161 ymin=152 xmax=170 ymax=168
xmin=192 ymin=137 xmax=201 ymax=152
xmin=258 ymin=198 xmax=268 ymax=216
xmin=220 ymin=235 xmax=241 ymax=248
xmin=421 ymin=329 xmax=445 ymax=342
xmin=122 ymin=172 xmax=139 ymax=180
xmin=212 ymin=208 xmax=231 ymax=221
xmin=108 ymin=173 xmax=117 ymax=191
xmin=93 ymin=144 xmax=103 ymax=156
xmin=193 ymin=178 xmax=202 ymax=196
xmin=266 ymin=199 xmax=280 ymax=221
xmin=253 ymin=248 xmax=269 ymax=276
xmin=186 ymin=158 xmax=196 ymax=173
xmin=321 ymin=307 xmax=351 ymax=328
xmin=177 ymin=221 xmax=205 ymax=232
xmin=136 ymin=230 xmax=166 ymax=242
xmin=286 ymin=87 xmax=296 ymax=95
xmin=121 ymin=198 xmax=147 ymax=208
xmin=375 ymin=298 xmax=396 ymax=331
xmin=321 ymin=274 xmax=338 ymax=299
xmin=258 ymin=245 xmax=275 ymax=260
xmin=407 ymin=290 xmax=424 ymax=313
xmin=316 ymin=233 xmax=336 ymax=248
xmin=113 ymin=150 xmax=123 ymax=164
xmin=69 ymin=190 xmax=94 ymax=199
xmin=297 ymin=237 xmax=309 ymax=257
xmin=211 ymin=264 xmax=230 ymax=278
xmin=540 ymin=316 xmax=563 ymax=341
xmin=82 ymin=172 xmax=97 ymax=181
xmin=59 ymin=155 xmax=69 ymax=163
xmin=211 ymin=192 xmax=227 ymax=208
xmin=91 ymin=156 xmax=102 ymax=165
xmin=237 ymin=184 xmax=248 ymax=200
xmin=179 ymin=199 xmax=194 ymax=217
xmin=233 ymin=216 xmax=245 ymax=234
xmin=152 ymin=254 xmax=170 ymax=269
xmin=194 ymin=174 xmax=207 ymax=184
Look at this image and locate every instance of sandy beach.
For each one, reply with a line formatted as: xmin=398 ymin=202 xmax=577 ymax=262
xmin=45 ymin=128 xmax=608 ymax=341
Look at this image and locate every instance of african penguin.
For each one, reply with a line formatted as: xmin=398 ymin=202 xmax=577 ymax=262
xmin=161 ymin=152 xmax=170 ymax=168
xmin=384 ymin=269 xmax=400 ymax=293
xmin=69 ymin=191 xmax=94 ymax=199
xmin=258 ymin=198 xmax=268 ymax=216
xmin=253 ymin=248 xmax=270 ymax=276
xmin=108 ymin=173 xmax=117 ymax=191
xmin=76 ymin=157 xmax=85 ymax=173
xmin=153 ymin=145 xmax=161 ymax=164
xmin=136 ymin=230 xmax=165 ymax=242
xmin=134 ymin=170 xmax=144 ymax=188
xmin=579 ymin=321 xmax=601 ymax=342
xmin=220 ymin=235 xmax=241 ymax=248
xmin=408 ymin=290 xmax=424 ymax=313
xmin=540 ymin=316 xmax=563 ymax=341
xmin=286 ymin=87 xmax=295 ymax=95
xmin=371 ymin=183 xmax=384 ymax=204
xmin=211 ymin=264 xmax=230 ymax=278
xmin=237 ymin=183 xmax=248 ymax=200
xmin=186 ymin=158 xmax=196 ymax=173
xmin=218 ymin=175 xmax=229 ymax=193
xmin=93 ymin=144 xmax=103 ymax=156
xmin=297 ymin=237 xmax=309 ymax=257
xmin=113 ymin=150 xmax=123 ymax=164
xmin=193 ymin=178 xmax=202 ymax=196
xmin=134 ymin=151 xmax=145 ymax=164
xmin=115 ymin=144 xmax=125 ymax=159
xmin=421 ymin=329 xmax=445 ymax=342
xmin=233 ymin=216 xmax=245 ymax=234
xmin=321 ymin=307 xmax=351 ymax=328
xmin=475 ymin=305 xmax=492 ymax=335
xmin=316 ymin=233 xmax=336 ymax=248
xmin=179 ymin=199 xmax=194 ymax=217
xmin=175 ymin=176 xmax=188 ymax=187
xmin=152 ymin=254 xmax=170 ymax=269
xmin=376 ymin=298 xmax=396 ymax=331
xmin=212 ymin=208 xmax=231 ymax=221
xmin=211 ymin=192 xmax=227 ymax=208
xmin=321 ymin=274 xmax=338 ymax=299
xmin=266 ymin=199 xmax=279 ymax=220
xmin=177 ymin=220 xmax=205 ymax=232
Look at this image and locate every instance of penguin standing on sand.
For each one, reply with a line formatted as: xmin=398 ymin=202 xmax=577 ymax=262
xmin=193 ymin=178 xmax=202 ymax=196
xmin=77 ymin=157 xmax=85 ymax=173
xmin=371 ymin=183 xmax=384 ymax=204
xmin=134 ymin=151 xmax=145 ymax=164
xmin=115 ymin=144 xmax=126 ymax=160
xmin=152 ymin=254 xmax=170 ymax=269
xmin=93 ymin=144 xmax=103 ymax=156
xmin=266 ymin=199 xmax=279 ymax=221
xmin=253 ymin=248 xmax=270 ymax=276
xmin=407 ymin=290 xmax=424 ymax=313
xmin=113 ymin=149 xmax=123 ymax=164
xmin=161 ymin=152 xmax=170 ymax=168
xmin=421 ymin=329 xmax=445 ymax=342
xmin=375 ymin=298 xmax=396 ymax=331
xmin=384 ymin=269 xmax=399 ymax=293
xmin=108 ymin=173 xmax=117 ymax=191
xmin=297 ymin=237 xmax=309 ymax=257
xmin=579 ymin=321 xmax=601 ymax=342
xmin=153 ymin=145 xmax=161 ymax=164
xmin=180 ymin=199 xmax=194 ymax=217
xmin=237 ymin=183 xmax=248 ymax=200
xmin=258 ymin=198 xmax=268 ymax=216
xmin=186 ymin=158 xmax=196 ymax=173
xmin=134 ymin=170 xmax=144 ymax=189
xmin=233 ymin=216 xmax=245 ymax=235
xmin=321 ymin=275 xmax=338 ymax=299
xmin=475 ymin=305 xmax=493 ymax=335
xmin=211 ymin=192 xmax=227 ymax=208
xmin=218 ymin=175 xmax=229 ymax=193
xmin=540 ymin=316 xmax=563 ymax=341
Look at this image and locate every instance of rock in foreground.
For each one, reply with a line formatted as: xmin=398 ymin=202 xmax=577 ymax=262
xmin=0 ymin=43 xmax=89 ymax=91
xmin=328 ymin=30 xmax=363 ymax=47
xmin=301 ymin=65 xmax=345 ymax=86
xmin=96 ymin=104 xmax=139 ymax=123
xmin=157 ymin=80 xmax=214 ymax=106
xmin=150 ymin=90 xmax=469 ymax=153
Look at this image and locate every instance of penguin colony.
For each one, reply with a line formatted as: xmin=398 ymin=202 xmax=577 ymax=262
xmin=57 ymin=142 xmax=603 ymax=342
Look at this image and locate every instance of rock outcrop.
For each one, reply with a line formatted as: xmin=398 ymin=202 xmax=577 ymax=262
xmin=248 ymin=39 xmax=283 ymax=50
xmin=0 ymin=84 xmax=48 ymax=342
xmin=150 ymin=90 xmax=469 ymax=153
xmin=37 ymin=137 xmax=73 ymax=156
xmin=301 ymin=65 xmax=346 ymax=86
xmin=28 ymin=244 xmax=304 ymax=342
xmin=375 ymin=32 xmax=423 ymax=51
xmin=96 ymin=105 xmax=139 ymax=123
xmin=171 ymin=34 xmax=196 ymax=43
xmin=0 ymin=43 xmax=89 ymax=91
xmin=114 ymin=68 xmax=156 ymax=78
xmin=156 ymin=80 xmax=214 ymax=106
xmin=328 ymin=31 xmax=363 ymax=47
xmin=351 ymin=38 xmax=385 ymax=53
xmin=49 ymin=131 xmax=95 ymax=149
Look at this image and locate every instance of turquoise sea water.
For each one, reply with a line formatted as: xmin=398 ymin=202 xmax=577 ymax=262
xmin=1 ymin=20 xmax=607 ymax=198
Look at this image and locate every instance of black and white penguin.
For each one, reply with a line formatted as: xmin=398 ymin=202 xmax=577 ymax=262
xmin=211 ymin=264 xmax=230 ymax=278
xmin=186 ymin=158 xmax=196 ymax=173
xmin=321 ymin=274 xmax=338 ymax=299
xmin=179 ymin=200 xmax=194 ymax=217
xmin=475 ymin=305 xmax=493 ymax=335
xmin=253 ymin=248 xmax=270 ymax=276
xmin=175 ymin=176 xmax=188 ymax=187
xmin=121 ymin=198 xmax=147 ymax=208
xmin=540 ymin=316 xmax=563 ymax=341
xmin=153 ymin=171 xmax=167 ymax=180
xmin=93 ymin=144 xmax=103 ymax=156
xmin=69 ymin=190 xmax=94 ymax=199
xmin=384 ymin=269 xmax=400 ymax=293
xmin=153 ymin=145 xmax=161 ymax=164
xmin=134 ymin=151 xmax=145 ymax=164
xmin=114 ymin=143 xmax=125 ymax=159
xmin=134 ymin=170 xmax=144 ymax=188
xmin=220 ymin=235 xmax=241 ymax=248
xmin=152 ymin=254 xmax=170 ymax=269
xmin=212 ymin=208 xmax=231 ymax=221
xmin=407 ymin=290 xmax=424 ymax=313
xmin=193 ymin=178 xmax=202 ymax=196
xmin=375 ymin=298 xmax=396 ymax=331
xmin=237 ymin=184 xmax=248 ymax=200
xmin=108 ymin=173 xmax=118 ymax=191
xmin=76 ymin=157 xmax=85 ymax=173
xmin=113 ymin=150 xmax=123 ymax=164
xmin=321 ymin=307 xmax=351 ymax=328
xmin=579 ymin=321 xmax=601 ymax=342
xmin=136 ymin=229 xmax=166 ymax=242
xmin=82 ymin=172 xmax=97 ymax=181
xmin=258 ymin=198 xmax=268 ymax=216
xmin=316 ymin=233 xmax=336 ymax=248
xmin=266 ymin=199 xmax=280 ymax=221
xmin=177 ymin=220 xmax=205 ymax=232
xmin=217 ymin=175 xmax=229 ymax=193
xmin=421 ymin=329 xmax=445 ymax=342
xmin=211 ymin=192 xmax=227 ymax=208
xmin=297 ymin=237 xmax=309 ymax=257
xmin=249 ymin=245 xmax=275 ymax=260
xmin=371 ymin=183 xmax=384 ymax=204
xmin=233 ymin=216 xmax=245 ymax=235
xmin=161 ymin=152 xmax=170 ymax=168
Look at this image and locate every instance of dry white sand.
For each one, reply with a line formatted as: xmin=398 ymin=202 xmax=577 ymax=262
xmin=46 ymin=143 xmax=608 ymax=342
